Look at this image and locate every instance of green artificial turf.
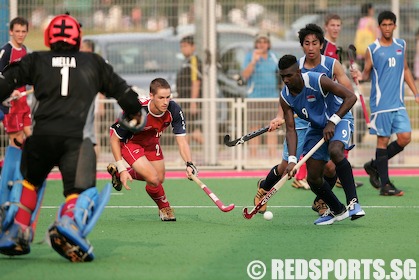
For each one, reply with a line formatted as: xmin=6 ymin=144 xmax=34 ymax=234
xmin=1 ymin=177 xmax=418 ymax=280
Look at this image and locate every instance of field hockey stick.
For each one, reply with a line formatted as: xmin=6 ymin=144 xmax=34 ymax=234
xmin=243 ymin=137 xmax=325 ymax=219
xmin=189 ymin=174 xmax=235 ymax=212
xmin=2 ymin=88 xmax=34 ymax=107
xmin=224 ymin=119 xmax=285 ymax=147
xmin=347 ymin=44 xmax=371 ymax=128
xmin=224 ymin=126 xmax=269 ymax=147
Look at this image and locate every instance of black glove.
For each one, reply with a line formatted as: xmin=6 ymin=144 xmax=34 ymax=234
xmin=117 ymin=87 xmax=142 ymax=116
xmin=186 ymin=162 xmax=198 ymax=180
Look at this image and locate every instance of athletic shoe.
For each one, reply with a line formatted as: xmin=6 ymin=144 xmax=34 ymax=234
xmin=335 ymin=179 xmax=364 ymax=188
xmin=380 ymin=182 xmax=404 ymax=196
xmin=0 ymin=223 xmax=32 ymax=256
xmin=254 ymin=179 xmax=268 ymax=214
xmin=159 ymin=207 xmax=176 ymax=221
xmin=291 ymin=178 xmax=310 ymax=190
xmin=314 ymin=207 xmax=349 ymax=225
xmin=311 ymin=198 xmax=328 ymax=216
xmin=347 ymin=199 xmax=365 ymax=221
xmin=364 ymin=160 xmax=381 ymax=189
xmin=107 ymin=163 xmax=122 ymax=191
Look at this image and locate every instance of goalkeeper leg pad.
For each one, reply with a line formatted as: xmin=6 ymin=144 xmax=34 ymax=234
xmin=0 ymin=222 xmax=32 ymax=256
xmin=0 ymin=147 xmax=23 ymax=232
xmin=48 ymin=184 xmax=111 ymax=262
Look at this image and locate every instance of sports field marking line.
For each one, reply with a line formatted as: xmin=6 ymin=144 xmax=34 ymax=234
xmin=39 ymin=205 xmax=419 ymax=209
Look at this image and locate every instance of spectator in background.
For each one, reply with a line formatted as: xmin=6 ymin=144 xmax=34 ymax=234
xmin=131 ymin=6 xmax=142 ymax=29
xmin=176 ymin=35 xmax=203 ymax=144
xmin=354 ymin=3 xmax=379 ymax=67
xmin=242 ymin=31 xmax=279 ymax=157
xmin=0 ymin=17 xmax=32 ymax=172
xmin=414 ymin=28 xmax=419 ymax=83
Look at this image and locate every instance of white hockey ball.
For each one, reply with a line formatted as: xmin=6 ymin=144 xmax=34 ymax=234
xmin=263 ymin=211 xmax=273 ymax=221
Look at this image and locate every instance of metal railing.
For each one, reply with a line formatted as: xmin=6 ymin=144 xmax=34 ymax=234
xmin=90 ymin=94 xmax=419 ymax=171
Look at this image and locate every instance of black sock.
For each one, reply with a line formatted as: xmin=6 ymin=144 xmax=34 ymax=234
xmin=387 ymin=141 xmax=404 ymax=159
xmin=324 ymin=174 xmax=337 ymax=190
xmin=335 ymin=158 xmax=358 ymax=204
xmin=315 ymin=174 xmax=337 ymax=203
xmin=261 ymin=165 xmax=281 ymax=191
xmin=310 ymin=180 xmax=344 ymax=213
xmin=375 ymin=148 xmax=389 ymax=187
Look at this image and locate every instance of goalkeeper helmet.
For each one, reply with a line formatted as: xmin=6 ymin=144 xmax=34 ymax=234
xmin=44 ymin=13 xmax=81 ymax=49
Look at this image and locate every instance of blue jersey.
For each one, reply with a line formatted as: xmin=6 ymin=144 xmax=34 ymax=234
xmin=299 ymin=55 xmax=336 ymax=79
xmin=299 ymin=55 xmax=353 ymax=120
xmin=293 ymin=55 xmax=336 ymax=129
xmin=368 ymin=38 xmax=406 ymax=113
xmin=243 ymin=50 xmax=279 ymax=98
xmin=281 ymin=72 xmax=348 ymax=129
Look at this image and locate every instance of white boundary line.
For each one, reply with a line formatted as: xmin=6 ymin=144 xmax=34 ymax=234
xmin=39 ymin=205 xmax=419 ymax=209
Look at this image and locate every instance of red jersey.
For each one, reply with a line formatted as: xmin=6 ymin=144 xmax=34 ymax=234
xmin=321 ymin=39 xmax=340 ymax=61
xmin=111 ymin=96 xmax=186 ymax=147
xmin=0 ymin=42 xmax=29 ymax=114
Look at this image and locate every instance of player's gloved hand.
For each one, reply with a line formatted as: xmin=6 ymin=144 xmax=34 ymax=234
xmin=186 ymin=162 xmax=198 ymax=180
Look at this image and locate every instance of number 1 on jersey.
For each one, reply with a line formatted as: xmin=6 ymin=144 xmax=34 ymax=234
xmin=60 ymin=66 xmax=69 ymax=96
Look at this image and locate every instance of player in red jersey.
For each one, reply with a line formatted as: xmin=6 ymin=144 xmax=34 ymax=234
xmin=0 ymin=17 xmax=32 ymax=171
xmin=321 ymin=14 xmax=342 ymax=61
xmin=107 ymin=78 xmax=198 ymax=222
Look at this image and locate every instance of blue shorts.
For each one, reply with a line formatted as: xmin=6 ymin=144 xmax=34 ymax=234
xmin=303 ymin=119 xmax=353 ymax=161
xmin=369 ymin=109 xmax=411 ymax=137
xmin=282 ymin=128 xmax=308 ymax=161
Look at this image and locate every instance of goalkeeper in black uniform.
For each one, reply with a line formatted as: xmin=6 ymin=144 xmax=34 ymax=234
xmin=0 ymin=13 xmax=144 ymax=262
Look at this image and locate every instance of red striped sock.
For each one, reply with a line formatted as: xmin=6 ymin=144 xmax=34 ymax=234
xmin=15 ymin=180 xmax=37 ymax=229
xmin=60 ymin=194 xmax=79 ymax=219
xmin=145 ymin=184 xmax=169 ymax=209
xmin=295 ymin=156 xmax=307 ymax=180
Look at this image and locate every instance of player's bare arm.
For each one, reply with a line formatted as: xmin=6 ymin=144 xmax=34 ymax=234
xmin=333 ymin=60 xmax=354 ymax=91
xmin=280 ymin=97 xmax=297 ymax=177
xmin=175 ymin=135 xmax=197 ymax=179
xmin=402 ymin=53 xmax=419 ymax=104
xmin=268 ymin=102 xmax=285 ymax=132
xmin=110 ymin=133 xmax=132 ymax=190
xmin=320 ymin=75 xmax=357 ymax=140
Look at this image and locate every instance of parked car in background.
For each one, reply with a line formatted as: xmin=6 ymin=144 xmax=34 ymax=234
xmin=159 ymin=23 xmax=265 ymax=49
xmin=217 ymin=39 xmax=304 ymax=98
xmin=84 ymin=25 xmax=289 ymax=98
xmin=84 ymin=24 xmax=275 ymax=95
xmin=83 ymin=33 xmax=181 ymax=91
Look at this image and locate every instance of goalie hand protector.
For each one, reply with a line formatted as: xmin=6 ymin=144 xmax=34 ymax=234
xmin=186 ymin=162 xmax=198 ymax=181
xmin=118 ymin=109 xmax=147 ymax=133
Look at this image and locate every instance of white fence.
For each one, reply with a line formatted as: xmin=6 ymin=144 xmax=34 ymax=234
xmin=91 ymin=93 xmax=419 ymax=171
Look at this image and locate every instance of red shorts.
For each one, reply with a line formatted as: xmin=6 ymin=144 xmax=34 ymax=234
xmin=3 ymin=110 xmax=32 ymax=133
xmin=121 ymin=141 xmax=164 ymax=166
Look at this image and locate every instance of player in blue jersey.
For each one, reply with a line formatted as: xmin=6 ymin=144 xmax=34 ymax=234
xmin=298 ymin=24 xmax=364 ymax=214
xmin=279 ymin=54 xmax=364 ymax=225
xmin=254 ymin=24 xmax=362 ymax=216
xmin=352 ymin=11 xmax=419 ymax=196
